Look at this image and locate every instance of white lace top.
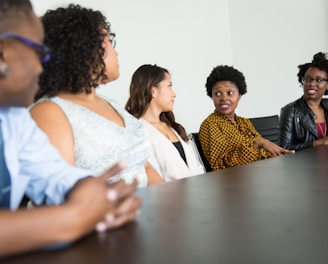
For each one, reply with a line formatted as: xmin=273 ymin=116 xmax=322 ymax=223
xmin=46 ymin=95 xmax=149 ymax=187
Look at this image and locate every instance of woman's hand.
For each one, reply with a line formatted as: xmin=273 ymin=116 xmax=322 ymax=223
xmin=254 ymin=138 xmax=295 ymax=156
xmin=66 ymin=161 xmax=142 ymax=236
xmin=313 ymin=136 xmax=328 ymax=147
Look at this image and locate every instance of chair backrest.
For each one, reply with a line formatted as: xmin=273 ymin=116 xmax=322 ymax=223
xmin=249 ymin=115 xmax=279 ymax=144
xmin=190 ymin=133 xmax=212 ymax=172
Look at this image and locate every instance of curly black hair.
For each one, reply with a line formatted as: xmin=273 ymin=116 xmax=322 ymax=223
xmin=205 ymin=65 xmax=247 ymax=97
xmin=297 ymin=52 xmax=328 ymax=84
xmin=35 ymin=4 xmax=111 ymax=100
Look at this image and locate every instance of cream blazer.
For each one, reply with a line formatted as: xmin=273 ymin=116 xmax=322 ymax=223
xmin=141 ymin=119 xmax=205 ymax=181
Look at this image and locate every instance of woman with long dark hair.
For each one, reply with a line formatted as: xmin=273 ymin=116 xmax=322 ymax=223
xmin=126 ymin=64 xmax=205 ymax=181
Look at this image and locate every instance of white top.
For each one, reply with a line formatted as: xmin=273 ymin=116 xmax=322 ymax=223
xmin=46 ymin=95 xmax=150 ymax=187
xmin=0 ymin=107 xmax=91 ymax=209
xmin=141 ymin=119 xmax=205 ymax=181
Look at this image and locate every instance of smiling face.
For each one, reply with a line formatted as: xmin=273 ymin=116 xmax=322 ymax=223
xmin=0 ymin=11 xmax=44 ymax=107
xmin=151 ymin=72 xmax=176 ymax=112
xmin=302 ymin=67 xmax=328 ymax=102
xmin=212 ymin=80 xmax=241 ymax=121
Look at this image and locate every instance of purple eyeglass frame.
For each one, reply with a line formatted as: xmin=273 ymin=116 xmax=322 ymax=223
xmin=0 ymin=32 xmax=51 ymax=63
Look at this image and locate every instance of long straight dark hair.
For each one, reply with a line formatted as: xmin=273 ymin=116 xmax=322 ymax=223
xmin=125 ymin=64 xmax=188 ymax=142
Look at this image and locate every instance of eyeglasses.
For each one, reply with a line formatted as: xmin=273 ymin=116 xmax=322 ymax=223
xmin=109 ymin=33 xmax=116 ymax=48
xmin=0 ymin=32 xmax=51 ymax=63
xmin=302 ymin=76 xmax=328 ymax=85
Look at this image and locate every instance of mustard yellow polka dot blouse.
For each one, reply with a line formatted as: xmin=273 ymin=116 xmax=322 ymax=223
xmin=199 ymin=111 xmax=273 ymax=170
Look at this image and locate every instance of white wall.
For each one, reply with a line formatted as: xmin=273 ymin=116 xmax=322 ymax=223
xmin=229 ymin=0 xmax=328 ymax=119
xmin=31 ymin=0 xmax=327 ymax=132
xmin=31 ymin=0 xmax=232 ymax=133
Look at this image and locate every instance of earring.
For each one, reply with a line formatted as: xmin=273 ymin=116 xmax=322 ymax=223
xmin=0 ymin=62 xmax=9 ymax=77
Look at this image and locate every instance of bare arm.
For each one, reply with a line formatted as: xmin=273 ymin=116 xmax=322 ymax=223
xmin=0 ymin=205 xmax=85 ymax=257
xmin=313 ymin=136 xmax=328 ymax=147
xmin=30 ymin=102 xmax=75 ymax=164
xmin=145 ymin=161 xmax=164 ymax=185
xmin=0 ymin=162 xmax=142 ymax=258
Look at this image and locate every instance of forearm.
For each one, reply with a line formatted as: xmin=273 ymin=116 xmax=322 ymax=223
xmin=207 ymin=145 xmax=228 ymax=170
xmin=0 ymin=206 xmax=88 ymax=258
xmin=313 ymin=138 xmax=324 ymax=148
xmin=145 ymin=163 xmax=163 ymax=185
xmin=253 ymin=137 xmax=264 ymax=149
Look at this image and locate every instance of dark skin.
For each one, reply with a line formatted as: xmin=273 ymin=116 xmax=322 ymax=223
xmin=302 ymin=67 xmax=328 ymax=147
xmin=0 ymin=8 xmax=141 ymax=258
xmin=212 ymin=81 xmax=295 ymax=156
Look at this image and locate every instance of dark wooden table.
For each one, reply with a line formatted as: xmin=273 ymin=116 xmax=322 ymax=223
xmin=4 ymin=146 xmax=328 ymax=264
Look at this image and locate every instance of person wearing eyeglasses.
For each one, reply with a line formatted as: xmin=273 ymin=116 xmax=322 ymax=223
xmin=0 ymin=0 xmax=141 ymax=257
xmin=279 ymin=52 xmax=328 ymax=151
xmin=29 ymin=4 xmax=163 ymax=187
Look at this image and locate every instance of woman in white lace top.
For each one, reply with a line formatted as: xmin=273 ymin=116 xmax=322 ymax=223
xmin=30 ymin=5 xmax=163 ymax=187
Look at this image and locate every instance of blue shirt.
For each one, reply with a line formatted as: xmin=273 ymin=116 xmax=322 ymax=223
xmin=0 ymin=107 xmax=92 ymax=210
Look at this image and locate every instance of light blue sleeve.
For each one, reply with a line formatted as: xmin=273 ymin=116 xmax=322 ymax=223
xmin=2 ymin=108 xmax=92 ymax=207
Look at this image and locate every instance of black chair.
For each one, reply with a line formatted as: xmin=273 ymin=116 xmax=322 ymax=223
xmin=249 ymin=115 xmax=279 ymax=144
xmin=191 ymin=133 xmax=212 ymax=172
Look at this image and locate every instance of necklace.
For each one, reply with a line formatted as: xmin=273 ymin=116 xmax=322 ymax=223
xmin=317 ymin=122 xmax=327 ymax=138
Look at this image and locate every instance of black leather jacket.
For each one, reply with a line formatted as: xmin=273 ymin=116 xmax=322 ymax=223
xmin=278 ymin=96 xmax=328 ymax=151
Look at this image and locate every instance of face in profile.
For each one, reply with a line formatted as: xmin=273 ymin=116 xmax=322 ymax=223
xmin=102 ymin=31 xmax=119 ymax=84
xmin=151 ymin=73 xmax=176 ymax=112
xmin=211 ymin=80 xmax=241 ymax=121
xmin=0 ymin=12 xmax=44 ymax=107
xmin=302 ymin=67 xmax=328 ymax=101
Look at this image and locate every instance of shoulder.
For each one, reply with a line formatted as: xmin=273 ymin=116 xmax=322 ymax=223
xmin=0 ymin=107 xmax=29 ymax=120
xmin=201 ymin=111 xmax=220 ymax=125
xmin=236 ymin=115 xmax=251 ymax=123
xmin=29 ymin=100 xmax=71 ymax=130
xmin=0 ymin=107 xmax=35 ymax=131
xmin=30 ymin=100 xmax=66 ymax=120
xmin=200 ymin=112 xmax=223 ymax=135
xmin=236 ymin=116 xmax=256 ymax=130
xmin=281 ymin=97 xmax=302 ymax=113
xmin=321 ymin=98 xmax=328 ymax=109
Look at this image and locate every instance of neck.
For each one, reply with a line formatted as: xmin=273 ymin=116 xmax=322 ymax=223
xmin=306 ymin=98 xmax=321 ymax=109
xmin=142 ymin=107 xmax=162 ymax=124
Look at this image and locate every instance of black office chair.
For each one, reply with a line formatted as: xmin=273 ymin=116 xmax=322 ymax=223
xmin=249 ymin=115 xmax=279 ymax=144
xmin=190 ymin=133 xmax=212 ymax=172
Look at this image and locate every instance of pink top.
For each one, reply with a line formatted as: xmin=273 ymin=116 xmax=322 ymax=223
xmin=316 ymin=122 xmax=327 ymax=139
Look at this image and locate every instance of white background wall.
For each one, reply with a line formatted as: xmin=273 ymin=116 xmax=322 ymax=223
xmin=31 ymin=0 xmax=328 ymax=133
xmin=229 ymin=0 xmax=328 ymax=119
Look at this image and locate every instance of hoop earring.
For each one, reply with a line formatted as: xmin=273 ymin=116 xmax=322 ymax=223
xmin=0 ymin=62 xmax=9 ymax=77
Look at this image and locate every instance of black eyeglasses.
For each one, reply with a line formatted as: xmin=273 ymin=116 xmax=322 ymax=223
xmin=109 ymin=33 xmax=116 ymax=48
xmin=302 ymin=76 xmax=328 ymax=85
xmin=0 ymin=32 xmax=51 ymax=63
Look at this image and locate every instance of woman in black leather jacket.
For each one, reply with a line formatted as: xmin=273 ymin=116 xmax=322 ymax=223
xmin=279 ymin=52 xmax=328 ymax=151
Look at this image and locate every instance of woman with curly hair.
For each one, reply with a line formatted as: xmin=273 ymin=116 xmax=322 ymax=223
xmin=199 ymin=65 xmax=293 ymax=170
xmin=279 ymin=52 xmax=328 ymax=151
xmin=30 ymin=4 xmax=163 ymax=187
xmin=125 ymin=64 xmax=205 ymax=181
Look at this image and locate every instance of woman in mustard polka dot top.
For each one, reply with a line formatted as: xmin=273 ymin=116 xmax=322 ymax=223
xmin=198 ymin=65 xmax=294 ymax=170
